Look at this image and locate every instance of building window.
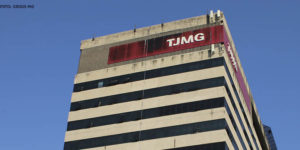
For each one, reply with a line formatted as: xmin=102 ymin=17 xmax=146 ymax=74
xmin=108 ymin=80 xmax=118 ymax=86
xmin=98 ymin=81 xmax=104 ymax=88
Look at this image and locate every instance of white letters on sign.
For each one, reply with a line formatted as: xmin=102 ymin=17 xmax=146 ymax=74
xmin=226 ymin=43 xmax=238 ymax=72
xmin=167 ymin=33 xmax=205 ymax=47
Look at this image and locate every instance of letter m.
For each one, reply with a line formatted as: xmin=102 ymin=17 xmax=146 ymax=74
xmin=181 ymin=35 xmax=194 ymax=45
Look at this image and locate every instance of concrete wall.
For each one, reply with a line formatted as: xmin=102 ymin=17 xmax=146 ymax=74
xmin=82 ymin=130 xmax=233 ymax=150
xmin=77 ymin=15 xmax=223 ymax=73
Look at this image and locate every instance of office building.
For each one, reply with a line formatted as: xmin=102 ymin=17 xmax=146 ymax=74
xmin=264 ymin=125 xmax=277 ymax=150
xmin=64 ymin=10 xmax=271 ymax=150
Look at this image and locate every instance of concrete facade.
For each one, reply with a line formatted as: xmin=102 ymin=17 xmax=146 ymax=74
xmin=64 ymin=11 xmax=270 ymax=150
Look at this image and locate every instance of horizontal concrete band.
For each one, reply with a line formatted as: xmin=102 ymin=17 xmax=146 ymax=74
xmin=70 ymin=76 xmax=226 ymax=114
xmin=73 ymin=57 xmax=224 ymax=92
xmin=64 ymin=119 xmax=226 ymax=150
xmin=68 ymin=63 xmax=244 ymax=122
xmin=67 ymin=97 xmax=225 ymax=131
xmin=65 ymin=107 xmax=226 ymax=142
xmin=71 ymin=66 xmax=225 ymax=102
xmin=81 ymin=130 xmax=232 ymax=150
xmin=75 ymin=47 xmax=219 ymax=82
xmin=68 ymin=86 xmax=226 ymax=121
xmin=166 ymin=142 xmax=227 ymax=150
xmin=68 ymin=77 xmax=226 ymax=129
xmin=80 ymin=15 xmax=208 ymax=49
xmin=70 ymin=57 xmax=225 ymax=111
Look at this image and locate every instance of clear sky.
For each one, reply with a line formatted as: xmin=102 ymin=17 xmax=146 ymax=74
xmin=0 ymin=0 xmax=299 ymax=149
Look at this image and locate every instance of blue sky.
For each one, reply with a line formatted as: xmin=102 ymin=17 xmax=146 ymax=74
xmin=0 ymin=0 xmax=299 ymax=149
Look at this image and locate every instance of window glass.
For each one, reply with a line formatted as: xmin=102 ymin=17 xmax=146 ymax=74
xmin=98 ymin=81 xmax=103 ymax=88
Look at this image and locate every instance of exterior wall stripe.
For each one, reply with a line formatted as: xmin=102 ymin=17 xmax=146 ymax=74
xmin=82 ymin=130 xmax=231 ymax=150
xmin=70 ymin=58 xmax=225 ymax=112
xmin=71 ymin=66 xmax=225 ymax=102
xmin=65 ymin=107 xmax=225 ymax=142
xmin=68 ymin=86 xmax=225 ymax=121
xmin=64 ymin=119 xmax=226 ymax=150
xmin=165 ymin=142 xmax=227 ymax=150
xmin=67 ymin=97 xmax=225 ymax=131
xmin=73 ymin=57 xmax=224 ymax=93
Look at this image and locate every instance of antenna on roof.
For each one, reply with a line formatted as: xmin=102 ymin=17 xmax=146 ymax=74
xmin=161 ymin=19 xmax=164 ymax=28
xmin=217 ymin=10 xmax=221 ymax=18
xmin=209 ymin=10 xmax=215 ymax=23
xmin=210 ymin=10 xmax=214 ymax=17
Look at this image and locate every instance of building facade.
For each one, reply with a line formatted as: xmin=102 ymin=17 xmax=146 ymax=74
xmin=64 ymin=11 xmax=270 ymax=150
xmin=264 ymin=125 xmax=277 ymax=150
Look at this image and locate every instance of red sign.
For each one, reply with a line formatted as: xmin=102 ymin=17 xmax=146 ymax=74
xmin=108 ymin=25 xmax=224 ymax=64
xmin=108 ymin=25 xmax=252 ymax=113
xmin=223 ymin=30 xmax=252 ymax=113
